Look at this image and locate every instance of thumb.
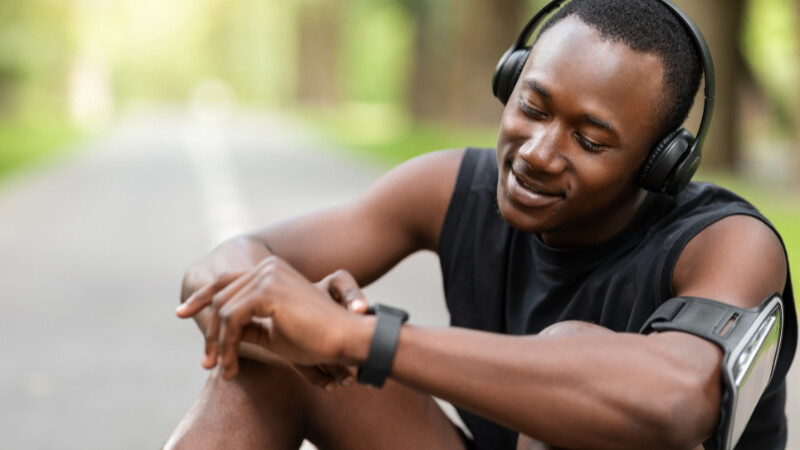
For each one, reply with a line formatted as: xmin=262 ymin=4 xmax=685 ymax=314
xmin=325 ymin=269 xmax=369 ymax=314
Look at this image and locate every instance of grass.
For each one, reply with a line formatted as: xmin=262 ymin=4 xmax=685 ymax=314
xmin=0 ymin=116 xmax=81 ymax=181
xmin=304 ymin=107 xmax=800 ymax=302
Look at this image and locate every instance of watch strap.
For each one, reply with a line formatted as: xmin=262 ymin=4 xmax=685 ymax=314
xmin=357 ymin=303 xmax=409 ymax=388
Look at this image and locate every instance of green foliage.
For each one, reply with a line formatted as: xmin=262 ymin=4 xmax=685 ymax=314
xmin=339 ymin=2 xmax=413 ymax=104
xmin=0 ymin=0 xmax=73 ymax=115
xmin=742 ymin=0 xmax=800 ymax=132
xmin=0 ymin=116 xmax=80 ymax=180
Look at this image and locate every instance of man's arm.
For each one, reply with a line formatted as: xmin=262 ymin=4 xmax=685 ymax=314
xmin=194 ymin=212 xmax=786 ymax=449
xmin=179 ymin=149 xmax=464 ymax=361
xmin=386 ymin=214 xmax=786 ymax=449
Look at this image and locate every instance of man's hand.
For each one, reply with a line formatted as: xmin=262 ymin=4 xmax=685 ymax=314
xmin=177 ymin=258 xmax=372 ymax=386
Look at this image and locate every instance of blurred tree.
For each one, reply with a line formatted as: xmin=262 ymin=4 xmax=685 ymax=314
xmin=677 ymin=0 xmax=747 ymax=171
xmin=740 ymin=0 xmax=800 ymax=183
xmin=794 ymin=0 xmax=800 ymax=182
xmin=297 ymin=0 xmax=342 ymax=105
xmin=406 ymin=0 xmax=526 ymax=126
xmin=0 ymin=0 xmax=73 ymax=117
xmin=338 ymin=0 xmax=413 ymax=105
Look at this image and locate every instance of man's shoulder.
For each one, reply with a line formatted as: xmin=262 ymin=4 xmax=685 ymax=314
xmin=652 ymin=181 xmax=763 ymax=232
xmin=360 ymin=148 xmax=468 ymax=251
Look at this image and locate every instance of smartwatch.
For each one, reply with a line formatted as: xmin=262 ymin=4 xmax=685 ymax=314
xmin=357 ymin=303 xmax=409 ymax=388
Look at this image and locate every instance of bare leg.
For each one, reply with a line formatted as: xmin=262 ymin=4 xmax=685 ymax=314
xmin=165 ymin=358 xmax=465 ymax=450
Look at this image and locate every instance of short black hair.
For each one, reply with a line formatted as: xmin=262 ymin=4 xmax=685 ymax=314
xmin=536 ymin=0 xmax=703 ymax=143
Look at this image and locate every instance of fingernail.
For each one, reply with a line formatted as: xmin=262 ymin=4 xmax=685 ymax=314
xmin=341 ymin=376 xmax=354 ymax=386
xmin=349 ymin=299 xmax=367 ymax=312
xmin=325 ymin=382 xmax=336 ymax=392
xmin=175 ymin=304 xmax=186 ymax=313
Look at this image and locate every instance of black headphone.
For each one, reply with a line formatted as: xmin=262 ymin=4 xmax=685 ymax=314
xmin=491 ymin=0 xmax=715 ymax=195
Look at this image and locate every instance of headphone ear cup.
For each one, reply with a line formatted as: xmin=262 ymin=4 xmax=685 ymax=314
xmin=664 ymin=143 xmax=701 ymax=195
xmin=637 ymin=127 xmax=694 ymax=193
xmin=492 ymin=48 xmax=530 ymax=105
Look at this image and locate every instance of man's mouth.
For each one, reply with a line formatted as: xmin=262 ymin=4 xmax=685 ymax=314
xmin=506 ymin=170 xmax=565 ymax=208
xmin=511 ymin=169 xmax=565 ymax=197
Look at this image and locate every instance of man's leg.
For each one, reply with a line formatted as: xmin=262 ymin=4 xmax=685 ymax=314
xmin=165 ymin=358 xmax=466 ymax=449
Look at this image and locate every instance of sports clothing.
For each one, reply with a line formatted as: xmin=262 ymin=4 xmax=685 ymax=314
xmin=437 ymin=148 xmax=797 ymax=450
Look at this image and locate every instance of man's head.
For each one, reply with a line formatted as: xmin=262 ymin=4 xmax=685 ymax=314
xmin=537 ymin=0 xmax=703 ymax=141
xmin=495 ymin=0 xmax=704 ymax=247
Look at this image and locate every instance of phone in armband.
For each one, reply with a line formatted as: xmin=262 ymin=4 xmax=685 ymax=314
xmin=641 ymin=293 xmax=784 ymax=450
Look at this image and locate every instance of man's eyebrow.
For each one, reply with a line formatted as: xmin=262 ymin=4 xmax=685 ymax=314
xmin=524 ymin=78 xmax=618 ymax=136
xmin=584 ymin=114 xmax=618 ymax=135
xmin=524 ymin=78 xmax=550 ymax=98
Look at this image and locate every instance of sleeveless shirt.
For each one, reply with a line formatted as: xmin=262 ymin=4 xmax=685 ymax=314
xmin=437 ymin=148 xmax=797 ymax=450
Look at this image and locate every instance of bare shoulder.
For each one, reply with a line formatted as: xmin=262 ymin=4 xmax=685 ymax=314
xmin=247 ymin=149 xmax=466 ymax=284
xmin=363 ymin=148 xmax=465 ymax=198
xmin=356 ymin=148 xmax=466 ymax=250
xmin=672 ymin=214 xmax=787 ymax=308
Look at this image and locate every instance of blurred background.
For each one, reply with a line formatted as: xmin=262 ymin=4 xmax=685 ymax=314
xmin=1 ymin=0 xmax=799 ymax=448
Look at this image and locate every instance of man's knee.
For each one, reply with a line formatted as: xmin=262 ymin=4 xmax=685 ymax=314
xmin=165 ymin=360 xmax=310 ymax=449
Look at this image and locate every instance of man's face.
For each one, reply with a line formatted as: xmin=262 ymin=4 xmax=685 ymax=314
xmin=496 ymin=16 xmax=665 ymax=248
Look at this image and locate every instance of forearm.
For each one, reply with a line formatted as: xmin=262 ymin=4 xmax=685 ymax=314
xmin=384 ymin=326 xmax=721 ymax=449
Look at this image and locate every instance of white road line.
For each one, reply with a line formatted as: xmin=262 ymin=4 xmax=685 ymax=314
xmin=181 ymin=118 xmax=320 ymax=449
xmin=181 ymin=122 xmax=253 ymax=249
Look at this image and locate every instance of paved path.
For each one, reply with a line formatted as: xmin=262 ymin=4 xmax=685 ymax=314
xmin=0 ymin=110 xmax=450 ymax=449
xmin=0 ymin=110 xmax=796 ymax=449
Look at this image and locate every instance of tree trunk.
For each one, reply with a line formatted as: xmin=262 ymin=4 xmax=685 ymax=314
xmin=407 ymin=1 xmax=455 ymax=123
xmin=446 ymin=0 xmax=527 ymax=125
xmin=407 ymin=0 xmax=526 ymax=126
xmin=296 ymin=0 xmax=341 ymax=106
xmin=675 ymin=0 xmax=746 ymax=171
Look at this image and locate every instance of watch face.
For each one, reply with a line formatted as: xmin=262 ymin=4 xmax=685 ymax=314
xmin=372 ymin=304 xmax=409 ymax=323
xmin=726 ymin=299 xmax=783 ymax=446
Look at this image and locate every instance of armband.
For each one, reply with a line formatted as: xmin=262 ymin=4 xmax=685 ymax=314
xmin=357 ymin=303 xmax=409 ymax=388
xmin=640 ymin=293 xmax=784 ymax=450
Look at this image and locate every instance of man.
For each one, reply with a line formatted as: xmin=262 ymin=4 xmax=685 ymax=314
xmin=167 ymin=0 xmax=796 ymax=449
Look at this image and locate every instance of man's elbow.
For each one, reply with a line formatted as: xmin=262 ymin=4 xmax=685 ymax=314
xmin=653 ymin=367 xmax=720 ymax=449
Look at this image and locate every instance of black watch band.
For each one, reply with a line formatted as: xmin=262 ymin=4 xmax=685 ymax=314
xmin=357 ymin=303 xmax=409 ymax=388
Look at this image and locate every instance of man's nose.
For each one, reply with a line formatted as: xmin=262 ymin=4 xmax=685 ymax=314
xmin=518 ymin=125 xmax=568 ymax=174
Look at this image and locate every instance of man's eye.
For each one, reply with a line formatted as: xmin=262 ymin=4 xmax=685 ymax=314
xmin=520 ymin=102 xmax=546 ymax=118
xmin=576 ymin=133 xmax=604 ymax=152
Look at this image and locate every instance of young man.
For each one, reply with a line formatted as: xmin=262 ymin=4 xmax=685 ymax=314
xmin=167 ymin=1 xmax=796 ymax=449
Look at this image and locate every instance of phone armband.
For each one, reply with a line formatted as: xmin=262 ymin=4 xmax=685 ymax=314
xmin=640 ymin=293 xmax=784 ymax=450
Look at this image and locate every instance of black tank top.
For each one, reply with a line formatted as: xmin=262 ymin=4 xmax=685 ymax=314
xmin=437 ymin=148 xmax=796 ymax=450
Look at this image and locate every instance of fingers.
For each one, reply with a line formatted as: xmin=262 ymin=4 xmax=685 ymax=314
xmin=217 ymin=291 xmax=273 ymax=379
xmin=199 ymin=258 xmax=363 ymax=380
xmin=203 ymin=269 xmax=261 ymax=369
xmin=175 ymin=271 xmax=245 ymax=318
xmin=324 ymin=269 xmax=369 ymax=314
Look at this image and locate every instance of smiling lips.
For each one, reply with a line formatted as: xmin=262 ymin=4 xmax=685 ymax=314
xmin=507 ymin=170 xmax=565 ymax=208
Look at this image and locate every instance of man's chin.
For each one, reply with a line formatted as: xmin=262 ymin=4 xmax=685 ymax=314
xmin=496 ymin=195 xmax=557 ymax=235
